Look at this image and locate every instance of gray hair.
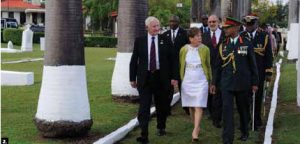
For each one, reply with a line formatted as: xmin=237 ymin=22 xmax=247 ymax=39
xmin=145 ymin=16 xmax=160 ymax=26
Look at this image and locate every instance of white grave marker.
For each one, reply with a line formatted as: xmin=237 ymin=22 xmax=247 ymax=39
xmin=40 ymin=37 xmax=45 ymax=51
xmin=287 ymin=23 xmax=299 ymax=60
xmin=7 ymin=41 xmax=13 ymax=49
xmin=21 ymin=24 xmax=33 ymax=52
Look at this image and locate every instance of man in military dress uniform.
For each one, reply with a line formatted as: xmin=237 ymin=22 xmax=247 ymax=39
xmin=210 ymin=17 xmax=259 ymax=144
xmin=240 ymin=14 xmax=273 ymax=130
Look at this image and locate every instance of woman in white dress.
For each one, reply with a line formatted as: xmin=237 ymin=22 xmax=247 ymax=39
xmin=179 ymin=27 xmax=212 ymax=142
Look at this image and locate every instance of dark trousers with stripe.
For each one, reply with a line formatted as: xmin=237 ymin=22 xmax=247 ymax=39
xmin=137 ymin=71 xmax=169 ymax=137
xmin=222 ymin=90 xmax=250 ymax=144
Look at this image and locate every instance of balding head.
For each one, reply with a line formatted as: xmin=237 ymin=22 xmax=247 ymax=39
xmin=169 ymin=15 xmax=180 ymax=30
xmin=208 ymin=15 xmax=220 ymax=31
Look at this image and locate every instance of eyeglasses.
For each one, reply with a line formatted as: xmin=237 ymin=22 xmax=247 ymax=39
xmin=208 ymin=21 xmax=217 ymax=23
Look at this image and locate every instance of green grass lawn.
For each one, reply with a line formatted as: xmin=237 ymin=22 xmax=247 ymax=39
xmin=273 ymin=61 xmax=300 ymax=144
xmin=2 ymin=45 xmax=300 ymax=144
xmin=119 ymin=103 xmax=261 ymax=144
xmin=1 ymin=44 xmax=139 ymax=143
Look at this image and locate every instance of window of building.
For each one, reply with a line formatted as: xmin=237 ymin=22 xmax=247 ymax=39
xmin=8 ymin=12 xmax=14 ymax=18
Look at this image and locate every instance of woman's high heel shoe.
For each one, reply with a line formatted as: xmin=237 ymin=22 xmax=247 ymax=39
xmin=192 ymin=138 xmax=199 ymax=143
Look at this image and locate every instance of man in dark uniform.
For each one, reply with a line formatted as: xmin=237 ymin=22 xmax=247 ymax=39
xmin=272 ymin=26 xmax=282 ymax=55
xmin=162 ymin=15 xmax=189 ymax=115
xmin=200 ymin=15 xmax=210 ymax=34
xmin=240 ymin=14 xmax=273 ymax=131
xmin=202 ymin=14 xmax=225 ymax=128
xmin=210 ymin=17 xmax=259 ymax=144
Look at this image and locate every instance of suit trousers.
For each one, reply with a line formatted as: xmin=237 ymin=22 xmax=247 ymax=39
xmin=212 ymin=88 xmax=223 ymax=123
xmin=137 ymin=70 xmax=169 ymax=137
xmin=222 ymin=90 xmax=250 ymax=144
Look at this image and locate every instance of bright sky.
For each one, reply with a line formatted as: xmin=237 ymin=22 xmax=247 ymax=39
xmin=270 ymin=0 xmax=289 ymax=5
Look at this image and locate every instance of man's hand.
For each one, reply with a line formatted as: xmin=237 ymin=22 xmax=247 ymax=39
xmin=210 ymin=85 xmax=216 ymax=95
xmin=252 ymin=85 xmax=258 ymax=93
xmin=130 ymin=81 xmax=137 ymax=88
xmin=265 ymin=75 xmax=272 ymax=82
xmin=171 ymin=79 xmax=178 ymax=87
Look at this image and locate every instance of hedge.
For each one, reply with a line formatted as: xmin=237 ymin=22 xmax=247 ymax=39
xmin=2 ymin=28 xmax=117 ymax=48
xmin=3 ymin=28 xmax=22 ymax=45
xmin=33 ymin=32 xmax=44 ymax=43
xmin=84 ymin=36 xmax=117 ymax=48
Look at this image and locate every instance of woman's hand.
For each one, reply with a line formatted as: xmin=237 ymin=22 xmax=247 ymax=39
xmin=130 ymin=81 xmax=137 ymax=88
xmin=210 ymin=85 xmax=216 ymax=95
xmin=171 ymin=79 xmax=178 ymax=87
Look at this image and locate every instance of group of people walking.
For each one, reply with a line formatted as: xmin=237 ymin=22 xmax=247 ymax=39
xmin=129 ymin=13 xmax=273 ymax=144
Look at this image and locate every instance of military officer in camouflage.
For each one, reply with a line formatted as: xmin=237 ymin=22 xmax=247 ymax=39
xmin=210 ymin=17 xmax=259 ymax=144
xmin=240 ymin=13 xmax=273 ymax=131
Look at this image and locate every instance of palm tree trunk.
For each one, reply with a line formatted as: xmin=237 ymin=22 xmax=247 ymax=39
xmin=34 ymin=0 xmax=92 ymax=137
xmin=210 ymin=0 xmax=221 ymax=17
xmin=111 ymin=0 xmax=147 ymax=100
xmin=221 ymin=0 xmax=231 ymax=19
xmin=232 ymin=0 xmax=251 ymax=20
xmin=288 ymin=0 xmax=299 ymax=28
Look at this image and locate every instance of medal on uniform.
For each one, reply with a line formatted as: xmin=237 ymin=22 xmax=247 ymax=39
xmin=239 ymin=46 xmax=248 ymax=55
xmin=238 ymin=47 xmax=241 ymax=54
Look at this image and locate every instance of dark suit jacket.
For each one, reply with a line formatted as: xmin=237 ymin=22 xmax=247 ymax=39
xmin=129 ymin=35 xmax=178 ymax=90
xmin=212 ymin=36 xmax=259 ymax=91
xmin=162 ymin=27 xmax=189 ymax=79
xmin=200 ymin=26 xmax=210 ymax=34
xmin=202 ymin=30 xmax=225 ymax=73
xmin=162 ymin=27 xmax=189 ymax=55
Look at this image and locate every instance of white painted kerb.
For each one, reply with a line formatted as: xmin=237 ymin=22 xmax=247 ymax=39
xmin=111 ymin=52 xmax=138 ymax=96
xmin=94 ymin=93 xmax=180 ymax=144
xmin=264 ymin=59 xmax=282 ymax=144
xmin=36 ymin=66 xmax=91 ymax=122
xmin=1 ymin=70 xmax=34 ymax=86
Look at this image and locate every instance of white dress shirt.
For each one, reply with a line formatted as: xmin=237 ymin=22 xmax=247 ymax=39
xmin=248 ymin=29 xmax=257 ymax=39
xmin=230 ymin=35 xmax=239 ymax=45
xmin=171 ymin=27 xmax=179 ymax=41
xmin=147 ymin=33 xmax=160 ymax=70
xmin=210 ymin=28 xmax=222 ymax=44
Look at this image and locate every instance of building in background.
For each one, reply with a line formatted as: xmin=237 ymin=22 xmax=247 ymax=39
xmin=1 ymin=0 xmax=45 ymax=25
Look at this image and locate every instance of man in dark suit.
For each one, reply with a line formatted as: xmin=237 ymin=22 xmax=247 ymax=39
xmin=210 ymin=17 xmax=259 ymax=144
xmin=130 ymin=16 xmax=178 ymax=144
xmin=200 ymin=15 xmax=210 ymax=34
xmin=272 ymin=26 xmax=282 ymax=55
xmin=202 ymin=15 xmax=225 ymax=128
xmin=241 ymin=14 xmax=273 ymax=131
xmin=162 ymin=15 xmax=189 ymax=115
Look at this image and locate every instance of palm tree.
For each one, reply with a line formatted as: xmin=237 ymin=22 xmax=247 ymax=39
xmin=34 ymin=0 xmax=92 ymax=137
xmin=221 ymin=0 xmax=231 ymax=19
xmin=210 ymin=0 xmax=221 ymax=17
xmin=232 ymin=0 xmax=251 ymax=20
xmin=288 ymin=0 xmax=299 ymax=27
xmin=111 ymin=0 xmax=148 ymax=100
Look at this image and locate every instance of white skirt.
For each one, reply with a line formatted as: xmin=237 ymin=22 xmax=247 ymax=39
xmin=181 ymin=66 xmax=209 ymax=107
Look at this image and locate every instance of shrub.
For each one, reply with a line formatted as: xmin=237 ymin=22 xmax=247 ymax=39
xmin=3 ymin=28 xmax=22 ymax=45
xmin=33 ymin=32 xmax=44 ymax=43
xmin=84 ymin=36 xmax=117 ymax=48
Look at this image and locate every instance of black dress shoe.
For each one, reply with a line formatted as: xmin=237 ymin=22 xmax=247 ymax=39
xmin=239 ymin=133 xmax=249 ymax=141
xmin=156 ymin=129 xmax=166 ymax=136
xmin=136 ymin=136 xmax=149 ymax=144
